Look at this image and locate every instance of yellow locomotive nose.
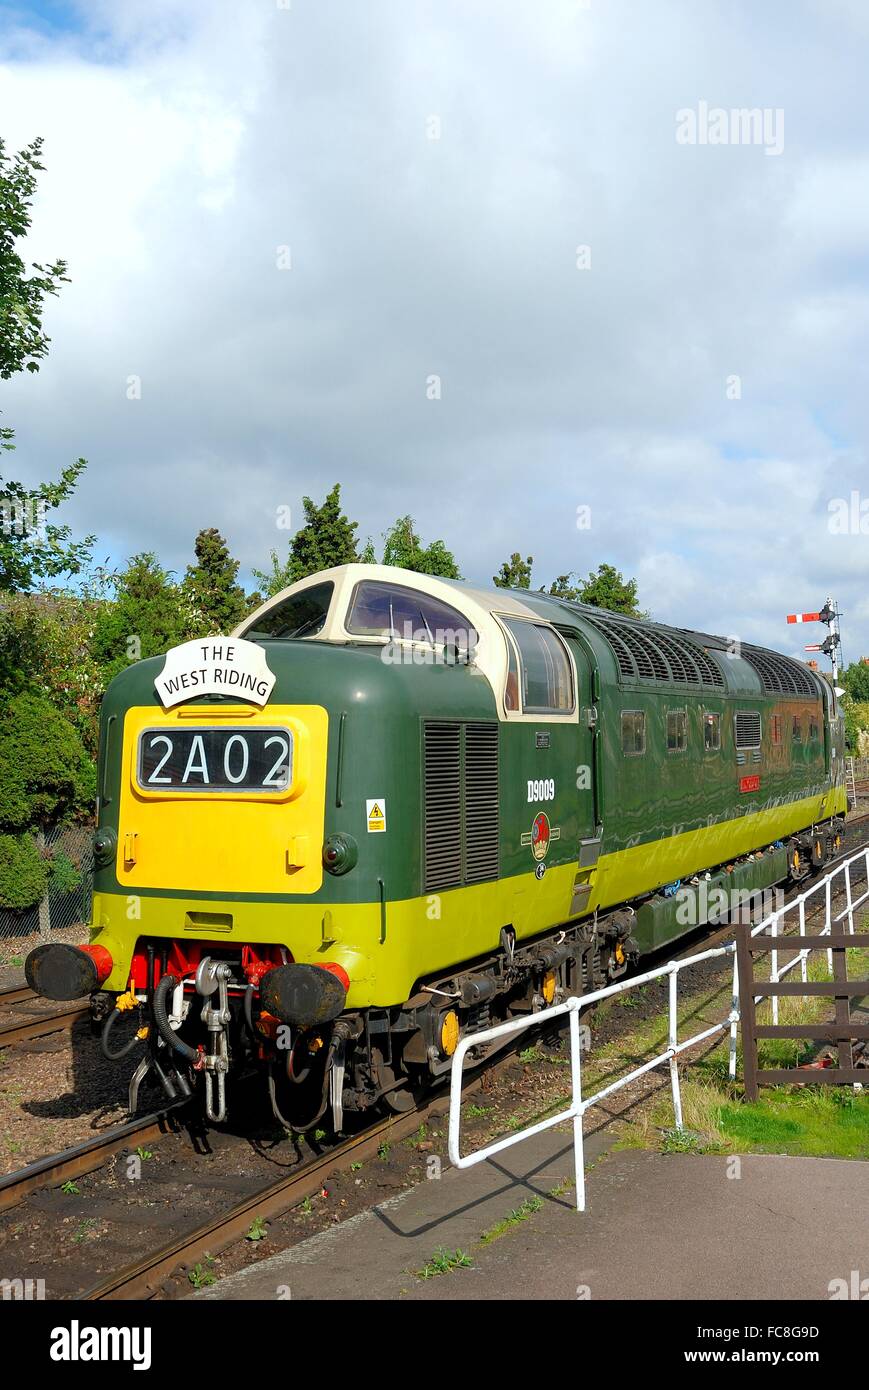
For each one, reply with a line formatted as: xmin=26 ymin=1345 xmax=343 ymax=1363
xmin=116 ymin=703 xmax=329 ymax=897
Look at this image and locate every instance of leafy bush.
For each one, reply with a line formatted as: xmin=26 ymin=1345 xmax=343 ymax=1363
xmin=0 ymin=831 xmax=48 ymax=910
xmin=48 ymin=847 xmax=82 ymax=896
xmin=0 ymin=691 xmax=96 ymax=831
xmin=843 ymin=698 xmax=869 ymax=753
xmin=0 ymin=589 xmax=107 ymax=755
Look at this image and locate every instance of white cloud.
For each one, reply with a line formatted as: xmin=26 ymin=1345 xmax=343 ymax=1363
xmin=1 ymin=0 xmax=868 ymax=664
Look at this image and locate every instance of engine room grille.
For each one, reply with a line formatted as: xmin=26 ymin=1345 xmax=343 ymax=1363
xmin=741 ymin=645 xmax=819 ymax=698
xmin=734 ymin=710 xmax=762 ymax=749
xmin=424 ymin=721 xmax=499 ymax=891
xmin=582 ymin=614 xmax=725 ymax=689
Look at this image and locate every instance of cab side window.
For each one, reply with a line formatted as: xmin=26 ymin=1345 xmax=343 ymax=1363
xmin=501 ymin=620 xmax=574 ymax=715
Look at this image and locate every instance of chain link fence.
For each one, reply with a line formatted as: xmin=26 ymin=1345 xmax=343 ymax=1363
xmin=0 ymin=823 xmax=94 ymax=941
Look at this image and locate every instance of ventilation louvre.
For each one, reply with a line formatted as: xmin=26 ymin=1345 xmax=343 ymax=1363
xmin=423 ymin=721 xmax=499 ymax=891
xmin=735 ymin=710 xmax=762 ymax=749
xmin=582 ymin=614 xmax=725 ymax=688
xmin=463 ymin=722 xmax=500 ymax=883
xmin=741 ymin=646 xmax=819 ymax=698
xmin=423 ymin=722 xmax=462 ymax=891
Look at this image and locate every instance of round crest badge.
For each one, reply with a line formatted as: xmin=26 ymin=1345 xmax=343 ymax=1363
xmin=531 ymin=812 xmax=550 ymax=861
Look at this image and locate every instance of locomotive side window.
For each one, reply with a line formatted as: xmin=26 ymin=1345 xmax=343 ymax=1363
xmin=245 ymin=581 xmax=334 ymax=640
xmin=734 ymin=711 xmax=761 ymax=749
xmin=505 ymin=634 xmax=520 ymax=711
xmin=667 ymin=710 xmax=687 ymax=752
xmin=137 ymin=727 xmax=293 ymax=794
xmin=621 ymin=710 xmax=646 ymax=755
xmin=703 ymin=712 xmax=720 ymax=751
xmin=501 ymin=619 xmax=574 ymax=714
xmin=346 ymin=580 xmax=477 ymax=654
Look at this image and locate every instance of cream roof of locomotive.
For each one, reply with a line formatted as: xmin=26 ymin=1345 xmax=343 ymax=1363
xmin=234 ymin=564 xmax=578 ymax=723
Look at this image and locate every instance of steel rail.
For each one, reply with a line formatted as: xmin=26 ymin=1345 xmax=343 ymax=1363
xmin=0 ymin=1101 xmax=191 ymax=1214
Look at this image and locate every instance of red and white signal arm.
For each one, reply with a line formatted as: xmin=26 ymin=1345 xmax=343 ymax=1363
xmin=786 ymin=612 xmax=822 ymax=624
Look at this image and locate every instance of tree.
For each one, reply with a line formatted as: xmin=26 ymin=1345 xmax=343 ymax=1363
xmin=0 ymin=139 xmax=69 ymax=383
xmin=0 ymin=458 xmax=94 ymax=591
xmin=494 ymin=553 xmax=533 ymax=589
xmin=544 ymin=573 xmax=583 ymax=601
xmin=253 ymin=484 xmax=359 ymax=595
xmin=542 ymin=562 xmax=644 ymax=616
xmin=0 ymin=137 xmax=93 ymax=588
xmin=0 ymin=586 xmax=106 ymax=755
xmin=0 ymin=691 xmax=95 ymax=911
xmin=379 ymin=515 xmax=461 ymax=578
xmin=183 ymin=527 xmax=246 ymax=634
xmin=0 ymin=692 xmax=95 ymax=832
xmin=91 ymin=553 xmax=192 ymax=681
xmin=842 ymin=661 xmax=869 ymax=704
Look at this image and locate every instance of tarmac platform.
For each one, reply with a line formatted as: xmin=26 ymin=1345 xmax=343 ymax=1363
xmin=193 ymin=1126 xmax=869 ymax=1301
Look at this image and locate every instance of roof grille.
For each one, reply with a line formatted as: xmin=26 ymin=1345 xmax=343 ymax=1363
xmin=741 ymin=646 xmax=819 ymax=698
xmin=582 ymin=614 xmax=724 ymax=688
xmin=423 ymin=721 xmax=499 ymax=892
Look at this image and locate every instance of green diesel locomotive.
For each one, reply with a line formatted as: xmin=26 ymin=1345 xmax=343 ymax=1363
xmin=26 ymin=564 xmax=848 ymax=1128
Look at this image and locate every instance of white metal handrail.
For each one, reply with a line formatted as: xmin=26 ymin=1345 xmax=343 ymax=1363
xmin=751 ymin=845 xmax=869 ymax=1022
xmin=448 ymin=941 xmax=738 ymax=1212
xmin=448 ymin=844 xmax=868 ymax=1214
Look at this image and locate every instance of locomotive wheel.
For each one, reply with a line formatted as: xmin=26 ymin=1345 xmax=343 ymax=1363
xmin=372 ymin=1046 xmax=419 ymax=1113
xmin=787 ymin=840 xmax=809 ymax=881
xmin=383 ymin=1084 xmax=417 ymax=1114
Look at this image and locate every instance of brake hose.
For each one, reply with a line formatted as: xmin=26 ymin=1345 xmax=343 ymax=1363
xmin=100 ymin=1004 xmax=143 ymax=1060
xmin=152 ymin=973 xmax=201 ymax=1064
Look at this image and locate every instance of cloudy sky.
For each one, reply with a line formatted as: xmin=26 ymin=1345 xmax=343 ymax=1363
xmin=2 ymin=0 xmax=869 ymax=665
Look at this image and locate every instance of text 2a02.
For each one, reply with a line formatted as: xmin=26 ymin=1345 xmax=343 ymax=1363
xmin=137 ymin=726 xmax=293 ymax=793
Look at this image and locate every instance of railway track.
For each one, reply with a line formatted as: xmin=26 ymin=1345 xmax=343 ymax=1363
xmin=0 ymin=1048 xmax=508 ymax=1301
xmin=82 ymin=1090 xmax=459 ymax=1301
xmin=0 ymin=984 xmax=89 ymax=1047
xmin=0 ymin=1101 xmax=191 ymax=1215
